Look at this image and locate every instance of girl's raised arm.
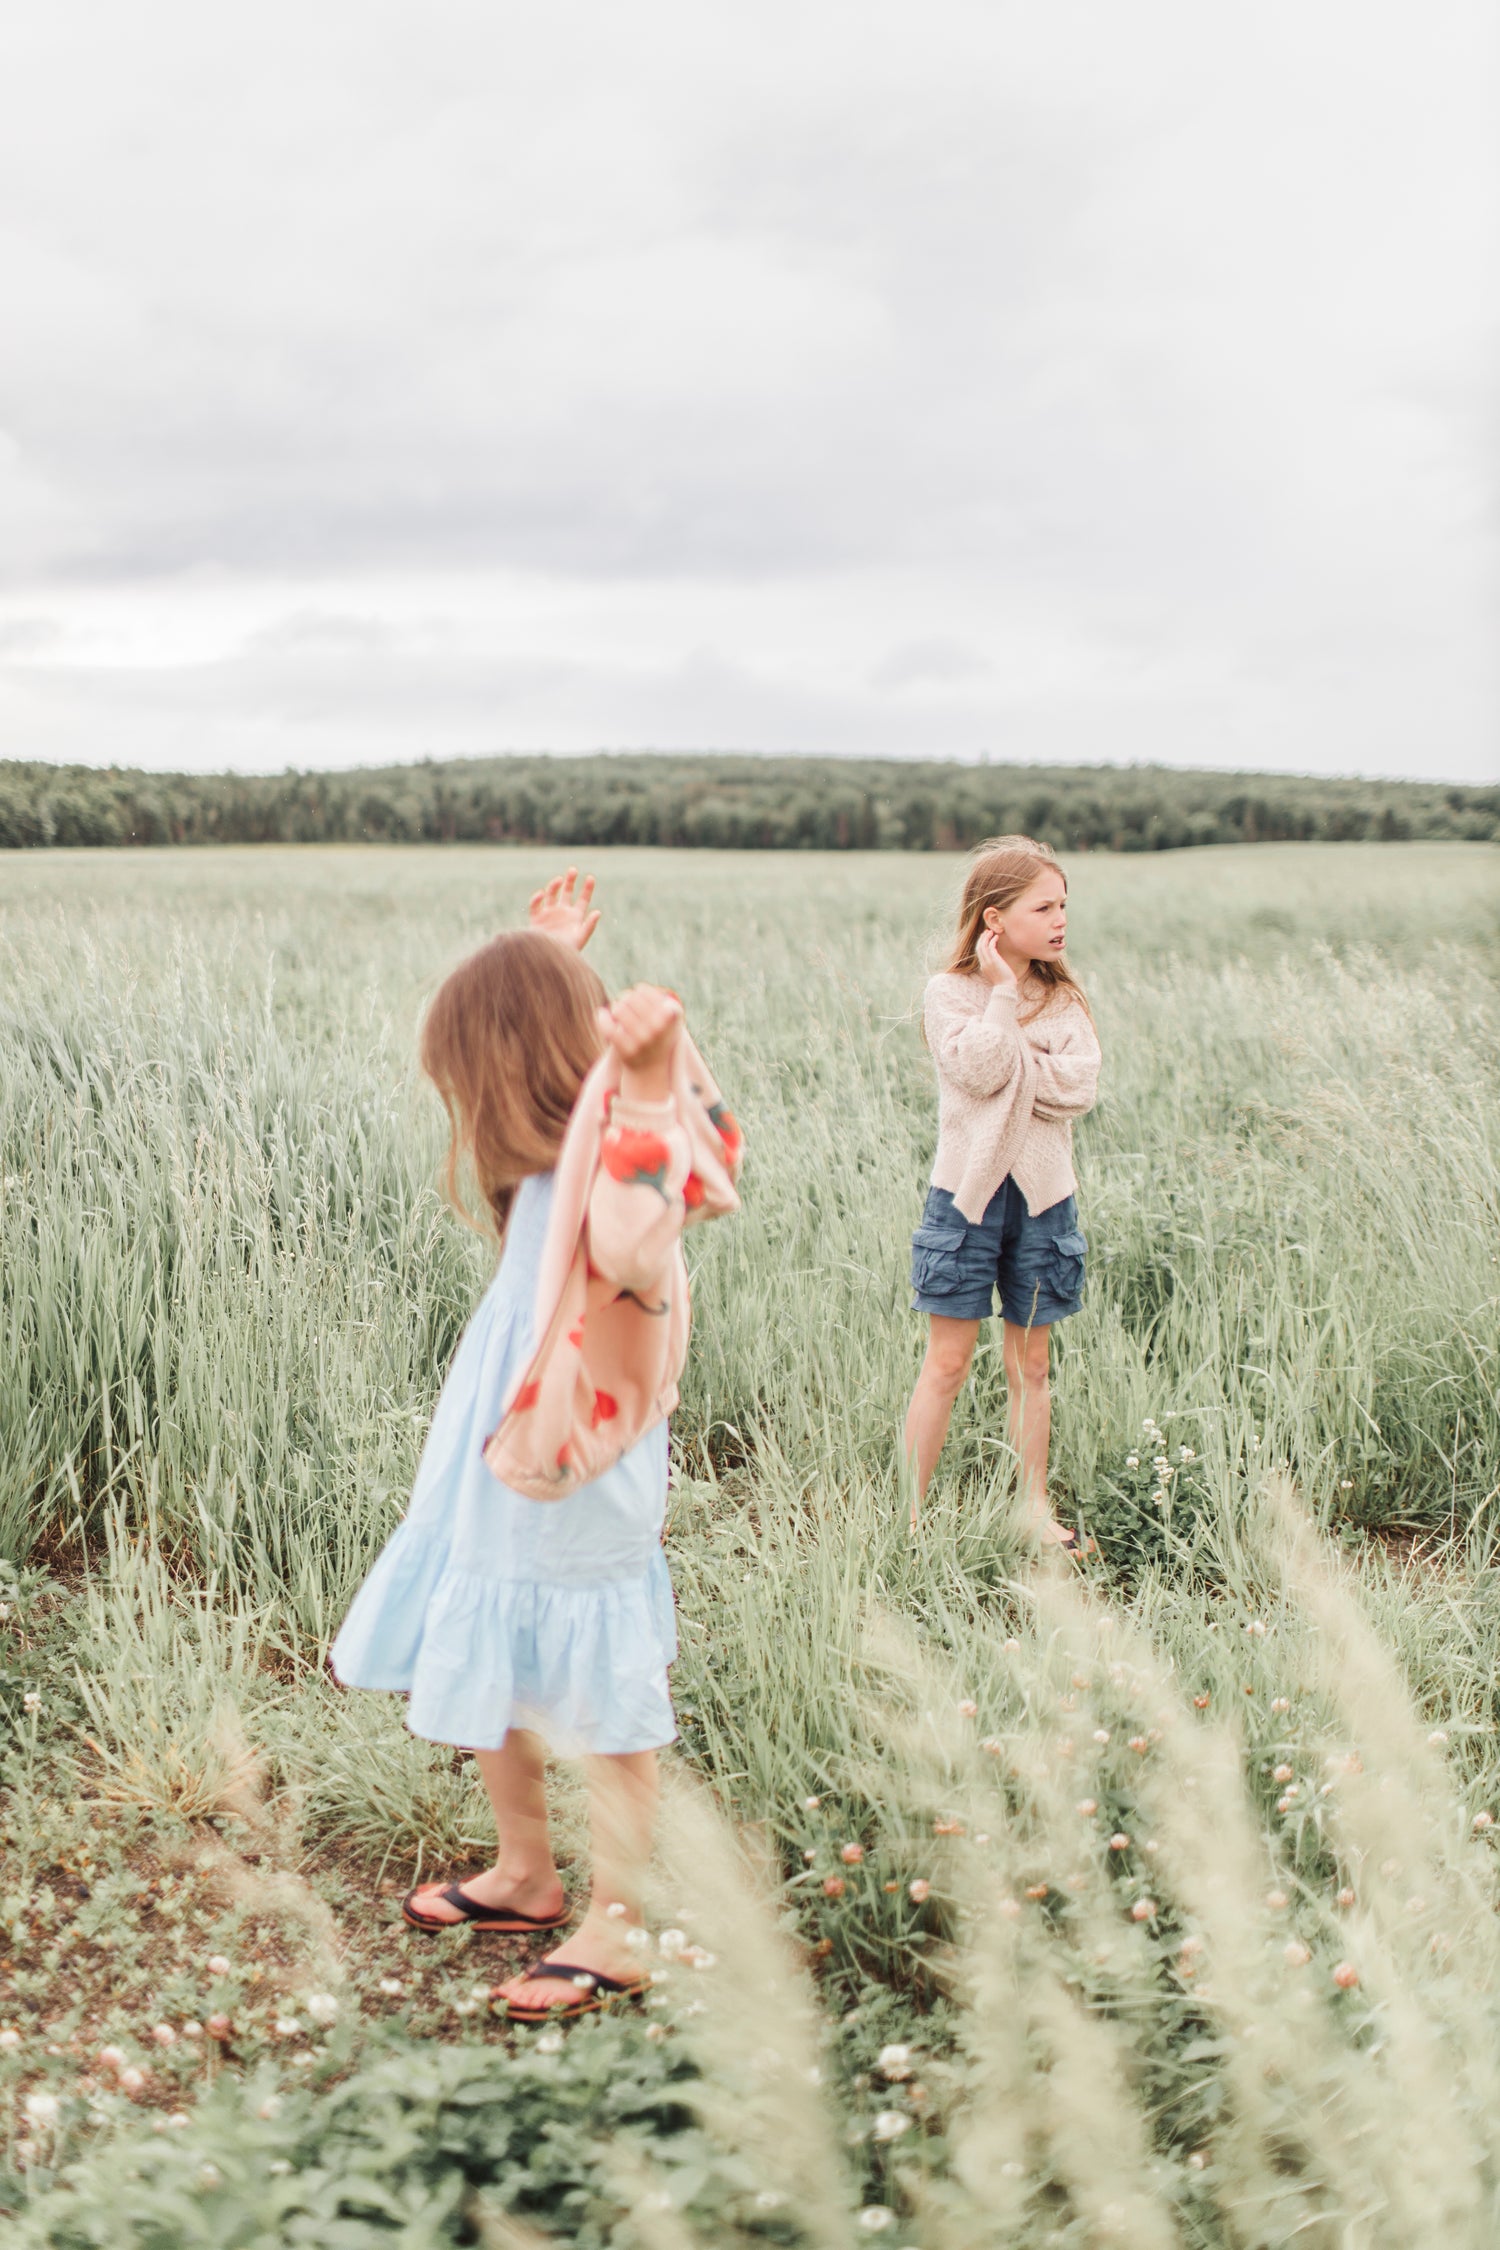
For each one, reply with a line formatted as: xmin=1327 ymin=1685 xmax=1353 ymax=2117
xmin=1027 ymin=1007 xmax=1101 ymax=1122
xmin=925 ymin=975 xmax=1027 ymax=1100
xmin=586 ymin=988 xmax=692 ymax=1297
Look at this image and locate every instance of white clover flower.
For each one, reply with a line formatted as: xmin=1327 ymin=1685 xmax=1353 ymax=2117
xmin=304 ymin=1993 xmax=339 ymax=2026
xmin=0 ymin=2028 xmax=21 ymax=2049
xmin=872 ymin=2111 xmax=912 ymax=2141
xmin=1125 ymin=1454 xmax=1139 ymax=1469
xmin=23 ymin=2091 xmax=60 ymax=2127
xmin=535 ymin=2030 xmax=564 ymax=2054
xmin=656 ymin=1929 xmax=687 ymax=1960
xmin=181 ymin=2021 xmax=203 ymax=2040
xmin=273 ymin=2016 xmax=302 ymax=2038
xmin=605 ymin=1900 xmax=627 ymax=1919
xmin=206 ymin=1955 xmax=232 ymax=1976
xmin=167 ymin=2111 xmax=189 ymax=2128
xmin=624 ymin=1925 xmax=652 ymax=1952
xmin=119 ymin=2066 xmax=147 ymax=2095
xmin=755 ymin=2191 xmax=786 ymax=2211
xmin=257 ymin=2095 xmax=283 ymax=2121
xmin=377 ymin=1978 xmax=403 ymax=1996
xmin=291 ymin=2051 xmax=315 ymax=2068
xmin=22 ymin=1691 xmax=41 ymax=1712
xmin=858 ymin=2211 xmax=896 ymax=2233
xmin=452 ymin=1998 xmax=479 ymax=2016
xmin=1283 ymin=1941 xmax=1311 ymax=1967
xmin=151 ymin=2024 xmax=176 ymax=2046
xmin=877 ymin=2044 xmax=912 ymax=2079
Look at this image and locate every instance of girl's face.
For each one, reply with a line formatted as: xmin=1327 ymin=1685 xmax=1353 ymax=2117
xmin=984 ymin=871 xmax=1068 ymax=960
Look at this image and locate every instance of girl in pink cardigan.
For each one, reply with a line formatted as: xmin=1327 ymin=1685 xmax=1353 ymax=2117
xmin=332 ymin=873 xmax=741 ymax=2020
xmin=903 ymin=837 xmax=1100 ymax=1548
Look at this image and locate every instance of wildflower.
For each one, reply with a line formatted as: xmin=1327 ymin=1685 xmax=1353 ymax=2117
xmin=871 ymin=2111 xmax=911 ymax=2141
xmin=933 ymin=1819 xmax=964 ymax=1836
xmin=624 ymin=1926 xmax=653 ymax=1950
xmin=883 ymin=1880 xmax=899 ymax=1892
xmin=1284 ymin=1941 xmax=1310 ymax=1967
xmin=1001 ymin=2160 xmax=1025 ymax=2178
xmin=957 ymin=1699 xmax=978 ymax=1718
xmin=1332 ymin=1962 xmax=1359 ymax=1990
xmin=605 ymin=1901 xmax=627 ymax=1918
xmin=1266 ymin=1889 xmax=1288 ymax=1910
xmin=1193 ymin=1694 xmax=1210 ymax=1709
xmin=1246 ymin=1621 xmax=1267 ymax=1638
xmin=206 ymin=2014 xmax=231 ymax=2039
xmin=657 ymin=1929 xmax=687 ymax=1960
xmin=823 ymin=1876 xmax=846 ymax=1899
xmin=1131 ymin=1898 xmax=1157 ymax=1921
xmin=1109 ymin=1833 xmax=1130 ymax=1851
xmin=1128 ymin=1736 xmax=1148 ymax=1755
xmin=377 ymin=1978 xmax=403 ymax=1995
xmin=841 ymin=1843 xmax=864 ymax=1865
xmin=1339 ymin=1479 xmax=1354 ymax=1490
xmin=1179 ymin=1446 xmax=1195 ymax=1462
xmin=803 ymin=1795 xmax=822 ymax=1811
xmin=304 ymin=1993 xmax=339 ymax=2026
xmin=1405 ymin=1897 xmax=1427 ymax=1917
xmin=857 ymin=2211 xmax=895 ymax=2233
xmin=1273 ymin=1764 xmax=1294 ymax=1784
xmin=166 ymin=2112 xmax=189 ymax=2128
xmin=1025 ymin=1883 xmax=1048 ymax=1899
xmin=23 ymin=2091 xmax=60 ymax=2127
xmin=257 ymin=2095 xmax=283 ymax=2120
xmin=645 ymin=2022 xmax=667 ymax=2041
xmin=998 ymin=1897 xmax=1022 ymax=1917
xmin=686 ymin=1947 xmax=717 ymax=1971
xmin=291 ymin=2051 xmax=315 ymax=2068
xmin=151 ymin=2024 xmax=176 ymax=2046
xmin=1125 ymin=1455 xmax=1139 ymax=1469
xmin=755 ymin=2191 xmax=786 ymax=2211
xmin=1075 ymin=1799 xmax=1097 ymax=1817
xmin=980 ymin=1736 xmax=1003 ymax=1755
xmin=1093 ymin=1728 xmax=1110 ymax=1744
xmin=536 ymin=2030 xmax=564 ymax=2054
xmin=1179 ymin=1936 xmax=1204 ymax=1958
xmin=877 ymin=2044 xmax=912 ymax=2079
xmin=0 ymin=2028 xmax=22 ymax=2050
xmin=119 ymin=2067 xmax=147 ymax=2095
xmin=206 ymin=1955 xmax=232 ymax=1976
xmin=1336 ymin=1888 xmax=1355 ymax=1908
xmin=909 ymin=1879 xmax=932 ymax=1904
xmin=803 ymin=1847 xmax=817 ymax=1863
xmin=1003 ymin=1638 xmax=1021 ymax=1654
xmin=1271 ymin=1697 xmax=1290 ymax=1714
xmin=1276 ymin=1795 xmax=1296 ymax=1814
xmin=272 ymin=2017 xmax=301 ymax=2038
xmin=1473 ymin=1811 xmax=1494 ymax=1832
xmin=1428 ymin=1731 xmax=1449 ymax=1747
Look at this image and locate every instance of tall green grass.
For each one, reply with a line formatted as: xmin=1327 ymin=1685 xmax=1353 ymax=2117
xmin=3 ymin=840 xmax=1499 ymax=2243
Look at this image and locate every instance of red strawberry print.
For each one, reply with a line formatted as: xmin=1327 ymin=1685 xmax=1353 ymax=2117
xmin=567 ymin=1323 xmax=585 ymax=1347
xmin=513 ymin=1380 xmax=540 ymax=1412
xmin=707 ymin=1101 xmax=741 ymax=1162
xmin=601 ymin=1128 xmax=672 ymax=1197
xmin=590 ymin=1389 xmax=618 ymax=1428
xmin=683 ymin=1171 xmax=705 ymax=1210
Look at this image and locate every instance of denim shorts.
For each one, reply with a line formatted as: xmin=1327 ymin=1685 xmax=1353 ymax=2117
xmin=910 ymin=1180 xmax=1087 ymax=1326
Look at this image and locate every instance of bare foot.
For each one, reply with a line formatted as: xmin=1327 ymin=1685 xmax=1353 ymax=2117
xmin=490 ymin=1909 xmax=648 ymax=2011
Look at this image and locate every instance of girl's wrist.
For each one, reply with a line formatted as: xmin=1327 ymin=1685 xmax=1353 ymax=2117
xmin=619 ymin=1061 xmax=673 ymax=1106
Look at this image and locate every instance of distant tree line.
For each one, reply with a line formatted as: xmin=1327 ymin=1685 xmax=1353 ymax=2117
xmin=1 ymin=753 xmax=1495 ymax=855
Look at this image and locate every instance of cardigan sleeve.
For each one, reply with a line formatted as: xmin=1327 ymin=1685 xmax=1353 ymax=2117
xmin=924 ymin=976 xmax=1026 ymax=1099
xmin=1026 ymin=1003 xmax=1101 ymax=1122
xmin=585 ymin=1095 xmax=692 ymax=1297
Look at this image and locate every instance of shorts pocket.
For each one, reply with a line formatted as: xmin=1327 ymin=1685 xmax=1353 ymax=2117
xmin=1047 ymin=1227 xmax=1088 ymax=1301
xmin=910 ymin=1217 xmax=970 ymax=1298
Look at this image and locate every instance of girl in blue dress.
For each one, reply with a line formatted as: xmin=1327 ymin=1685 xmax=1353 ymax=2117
xmin=332 ymin=872 xmax=737 ymax=2019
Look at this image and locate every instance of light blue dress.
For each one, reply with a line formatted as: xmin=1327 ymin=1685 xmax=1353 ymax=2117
xmin=331 ymin=1172 xmax=676 ymax=1756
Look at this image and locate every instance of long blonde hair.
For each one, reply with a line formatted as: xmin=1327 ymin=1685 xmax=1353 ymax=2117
xmin=944 ymin=834 xmax=1092 ymax=1020
xmin=419 ymin=930 xmax=607 ymax=1239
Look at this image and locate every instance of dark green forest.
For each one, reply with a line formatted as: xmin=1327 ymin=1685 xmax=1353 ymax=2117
xmin=2 ymin=753 xmax=1495 ymax=854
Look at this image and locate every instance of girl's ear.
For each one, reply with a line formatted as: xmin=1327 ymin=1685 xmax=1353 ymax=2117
xmin=982 ymin=905 xmax=1002 ymax=933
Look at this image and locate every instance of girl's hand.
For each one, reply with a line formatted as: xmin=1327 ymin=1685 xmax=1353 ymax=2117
xmin=598 ymin=986 xmax=683 ymax=1103
xmin=529 ymin=867 xmax=600 ymax=951
xmin=976 ymin=929 xmax=1019 ymax=989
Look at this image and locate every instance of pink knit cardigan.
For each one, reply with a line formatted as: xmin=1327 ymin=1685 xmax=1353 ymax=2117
xmin=483 ymin=1029 xmax=742 ymax=1501
xmin=924 ymin=972 xmax=1100 ymax=1222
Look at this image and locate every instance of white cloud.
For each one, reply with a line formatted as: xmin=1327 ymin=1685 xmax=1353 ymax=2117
xmin=0 ymin=0 xmax=1494 ymax=779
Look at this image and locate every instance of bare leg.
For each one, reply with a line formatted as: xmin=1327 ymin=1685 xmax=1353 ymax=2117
xmin=1002 ymin=1318 xmax=1069 ymax=1542
xmin=490 ymin=1748 xmax=660 ymax=2007
xmin=903 ymin=1315 xmax=981 ymax=1519
xmin=404 ymin=1728 xmax=565 ymax=1924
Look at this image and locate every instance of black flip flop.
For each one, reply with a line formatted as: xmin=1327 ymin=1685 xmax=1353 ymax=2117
xmin=401 ymin=1882 xmax=570 ymax=1935
xmin=497 ymin=1958 xmax=648 ymax=2022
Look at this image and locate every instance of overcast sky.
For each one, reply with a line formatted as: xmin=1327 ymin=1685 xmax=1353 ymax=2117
xmin=1 ymin=1 xmax=1495 ymax=782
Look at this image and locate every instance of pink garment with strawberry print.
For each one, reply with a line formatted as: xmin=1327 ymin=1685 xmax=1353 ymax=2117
xmin=483 ymin=1027 xmax=742 ymax=1500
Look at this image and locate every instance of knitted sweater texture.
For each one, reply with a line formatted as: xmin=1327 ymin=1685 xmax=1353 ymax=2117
xmin=923 ymin=971 xmax=1101 ymax=1222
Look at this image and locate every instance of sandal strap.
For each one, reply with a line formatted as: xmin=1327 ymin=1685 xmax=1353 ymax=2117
xmin=520 ymin=1959 xmax=639 ymax=1995
xmin=414 ymin=1884 xmax=562 ymax=1926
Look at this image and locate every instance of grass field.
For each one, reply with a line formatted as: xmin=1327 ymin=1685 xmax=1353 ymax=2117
xmin=1 ymin=840 xmax=1498 ymax=2247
